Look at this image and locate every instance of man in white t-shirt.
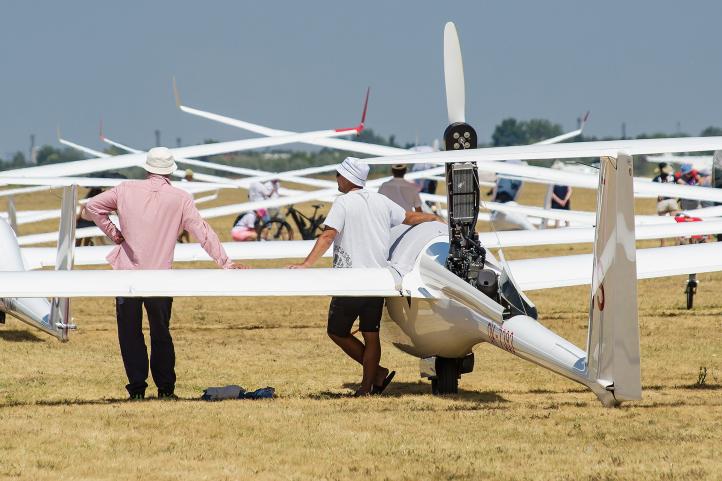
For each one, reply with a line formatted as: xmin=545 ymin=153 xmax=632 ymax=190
xmin=290 ymin=157 xmax=438 ymax=396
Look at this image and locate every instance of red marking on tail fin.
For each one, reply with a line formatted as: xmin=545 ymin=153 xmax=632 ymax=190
xmin=335 ymin=124 xmax=364 ymax=133
xmin=360 ymin=87 xmax=370 ymax=126
xmin=334 ymin=89 xmax=370 ymax=134
xmin=99 ymin=118 xmax=105 ymax=141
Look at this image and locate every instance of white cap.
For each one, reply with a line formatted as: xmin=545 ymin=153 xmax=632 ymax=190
xmin=336 ymin=156 xmax=369 ymax=187
xmin=144 ymin=147 xmax=178 ymax=175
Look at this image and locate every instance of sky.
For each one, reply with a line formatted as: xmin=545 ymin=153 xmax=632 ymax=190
xmin=1 ymin=1 xmax=721 ymax=158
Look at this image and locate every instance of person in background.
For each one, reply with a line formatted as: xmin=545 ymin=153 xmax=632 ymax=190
xmin=550 ymin=184 xmax=572 ymax=228
xmin=231 ymin=211 xmax=259 ymax=241
xmin=249 ymin=179 xmax=281 ymax=221
xmin=85 ymin=147 xmax=247 ymax=400
xmin=491 ymin=160 xmax=524 ymax=203
xmin=290 ymin=157 xmax=438 ymax=396
xmin=699 ymin=168 xmax=714 ymax=208
xmin=677 ymin=163 xmax=700 ymax=212
xmin=492 ymin=177 xmax=522 ymax=203
xmin=183 ymin=169 xmax=194 ymax=182
xmin=76 ymin=187 xmax=104 ymax=246
xmin=652 ymin=162 xmax=681 ymax=246
xmin=378 ymin=164 xmax=423 ymax=212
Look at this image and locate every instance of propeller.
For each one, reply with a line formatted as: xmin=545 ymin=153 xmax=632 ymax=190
xmin=443 ymin=22 xmax=466 ymax=124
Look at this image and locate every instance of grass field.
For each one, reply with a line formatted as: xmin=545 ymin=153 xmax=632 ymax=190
xmin=0 ymin=181 xmax=720 ymax=480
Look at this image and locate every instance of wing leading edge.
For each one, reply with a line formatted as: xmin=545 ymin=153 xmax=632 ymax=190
xmin=0 ymin=268 xmax=400 ymax=298
xmin=508 ymin=242 xmax=722 ymax=291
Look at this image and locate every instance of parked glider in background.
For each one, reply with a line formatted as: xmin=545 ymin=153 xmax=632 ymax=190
xmin=172 ymin=79 xmax=590 ymax=160
xmin=0 ymin=100 xmax=368 ymax=179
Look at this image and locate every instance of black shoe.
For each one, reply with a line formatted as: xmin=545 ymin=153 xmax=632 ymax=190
xmin=158 ymin=391 xmax=178 ymax=400
xmin=129 ymin=392 xmax=145 ymax=401
xmin=372 ymin=370 xmax=396 ymax=395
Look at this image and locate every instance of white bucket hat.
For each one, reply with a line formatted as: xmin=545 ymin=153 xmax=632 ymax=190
xmin=144 ymin=147 xmax=178 ymax=175
xmin=336 ymin=156 xmax=369 ymax=187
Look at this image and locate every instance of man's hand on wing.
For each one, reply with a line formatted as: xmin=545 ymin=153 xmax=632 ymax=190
xmin=227 ymin=262 xmax=251 ymax=269
xmin=288 ymin=262 xmax=310 ymax=269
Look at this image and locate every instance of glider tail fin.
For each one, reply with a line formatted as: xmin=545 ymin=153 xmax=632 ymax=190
xmin=7 ymin=194 xmax=17 ymax=233
xmin=585 ymin=153 xmax=641 ymax=405
xmin=360 ymin=87 xmax=370 ymax=128
xmin=49 ymin=185 xmax=77 ymax=341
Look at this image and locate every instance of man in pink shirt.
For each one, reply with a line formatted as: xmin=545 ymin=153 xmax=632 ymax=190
xmin=86 ymin=147 xmax=245 ymax=400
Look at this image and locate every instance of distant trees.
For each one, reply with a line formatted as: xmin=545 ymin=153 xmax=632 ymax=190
xmin=103 ymin=145 xmax=128 ymax=156
xmin=3 ymin=122 xmax=722 ymax=173
xmin=355 ymin=128 xmax=399 ymax=147
xmin=701 ymin=126 xmax=722 ymax=137
xmin=8 ymin=152 xmax=26 ymax=168
xmin=491 ymin=118 xmax=563 ymax=146
xmin=35 ymin=145 xmax=84 ymax=165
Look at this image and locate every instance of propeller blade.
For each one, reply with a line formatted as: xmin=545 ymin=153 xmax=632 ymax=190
xmin=444 ymin=22 xmax=465 ymax=124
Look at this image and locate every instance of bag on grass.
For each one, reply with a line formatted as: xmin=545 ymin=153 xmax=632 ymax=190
xmin=201 ymin=385 xmax=275 ymax=401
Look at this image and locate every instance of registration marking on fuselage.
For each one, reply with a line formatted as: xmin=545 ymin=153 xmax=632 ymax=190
xmin=488 ymin=322 xmax=515 ymax=354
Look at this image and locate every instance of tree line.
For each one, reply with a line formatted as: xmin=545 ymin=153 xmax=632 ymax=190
xmin=2 ymin=120 xmax=721 ymax=177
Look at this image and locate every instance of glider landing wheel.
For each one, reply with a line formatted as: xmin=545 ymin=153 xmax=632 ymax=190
xmin=258 ymin=219 xmax=294 ymax=241
xmin=685 ymin=274 xmax=698 ymax=310
xmin=432 ymin=357 xmax=459 ymax=395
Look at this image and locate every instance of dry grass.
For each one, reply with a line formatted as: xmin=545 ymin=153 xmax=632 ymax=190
xmin=0 ymin=182 xmax=721 ymax=480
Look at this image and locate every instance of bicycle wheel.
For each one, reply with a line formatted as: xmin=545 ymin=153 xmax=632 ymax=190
xmin=257 ymin=219 xmax=294 ymax=241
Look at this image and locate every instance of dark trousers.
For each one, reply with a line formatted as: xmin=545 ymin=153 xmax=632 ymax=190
xmin=115 ymin=297 xmax=176 ymax=395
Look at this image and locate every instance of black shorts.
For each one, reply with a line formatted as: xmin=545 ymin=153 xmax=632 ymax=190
xmin=327 ymin=296 xmax=384 ymax=337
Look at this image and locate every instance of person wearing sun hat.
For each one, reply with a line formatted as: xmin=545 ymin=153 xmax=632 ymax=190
xmin=85 ymin=147 xmax=247 ymax=400
xmin=652 ymin=162 xmax=680 ymax=218
xmin=290 ymin=157 xmax=438 ymax=396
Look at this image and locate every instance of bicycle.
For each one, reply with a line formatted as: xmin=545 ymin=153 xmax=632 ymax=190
xmin=257 ymin=204 xmax=326 ymax=241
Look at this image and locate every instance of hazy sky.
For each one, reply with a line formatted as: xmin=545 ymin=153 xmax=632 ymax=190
xmin=2 ymin=1 xmax=721 ymax=158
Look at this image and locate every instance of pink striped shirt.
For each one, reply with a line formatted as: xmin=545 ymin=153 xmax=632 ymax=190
xmin=86 ymin=175 xmax=231 ymax=270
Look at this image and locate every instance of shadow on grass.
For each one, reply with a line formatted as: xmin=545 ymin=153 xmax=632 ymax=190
xmin=679 ymin=383 xmax=722 ymax=391
xmin=314 ymin=381 xmax=508 ymax=404
xmin=0 ymin=396 xmax=214 ymax=409
xmin=1 ymin=397 xmax=134 ymax=408
xmin=0 ymin=330 xmax=44 ymax=343
xmin=527 ymin=387 xmax=589 ymax=395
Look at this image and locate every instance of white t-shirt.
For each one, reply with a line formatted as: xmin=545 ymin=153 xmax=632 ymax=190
xmin=233 ymin=212 xmax=256 ymax=230
xmin=249 ymin=182 xmax=276 ymax=202
xmin=323 ymin=189 xmax=406 ymax=268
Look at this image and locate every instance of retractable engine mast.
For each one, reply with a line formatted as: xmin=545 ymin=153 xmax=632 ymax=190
xmin=444 ymin=122 xmax=485 ymax=287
